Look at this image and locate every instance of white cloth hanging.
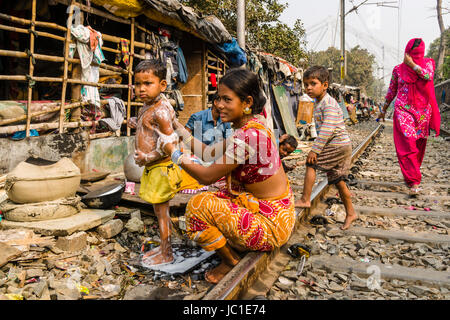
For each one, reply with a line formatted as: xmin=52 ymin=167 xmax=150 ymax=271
xmin=70 ymin=25 xmax=105 ymax=108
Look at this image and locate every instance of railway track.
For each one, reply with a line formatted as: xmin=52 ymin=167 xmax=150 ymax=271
xmin=202 ymin=123 xmax=387 ymax=300
xmin=2 ymin=120 xmax=446 ymax=302
xmin=203 ymin=121 xmax=449 ymax=300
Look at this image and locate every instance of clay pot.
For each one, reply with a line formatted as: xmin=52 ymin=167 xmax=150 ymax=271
xmin=6 ymin=157 xmax=81 ymax=204
xmin=123 ymin=152 xmax=144 ymax=183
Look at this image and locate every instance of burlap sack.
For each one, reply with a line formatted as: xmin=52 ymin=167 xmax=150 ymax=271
xmin=5 ymin=158 xmax=81 ymax=204
xmin=0 ymin=196 xmax=83 ymax=222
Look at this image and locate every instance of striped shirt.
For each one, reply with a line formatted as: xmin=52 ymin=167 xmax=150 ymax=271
xmin=312 ymin=93 xmax=351 ymax=154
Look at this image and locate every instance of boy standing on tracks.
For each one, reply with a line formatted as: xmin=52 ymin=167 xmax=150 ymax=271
xmin=128 ymin=59 xmax=201 ymax=267
xmin=295 ymin=66 xmax=357 ymax=230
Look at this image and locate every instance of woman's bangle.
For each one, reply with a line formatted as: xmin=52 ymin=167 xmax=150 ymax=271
xmin=413 ymin=65 xmax=421 ymax=72
xmin=184 ymin=135 xmax=193 ymax=145
xmin=171 ymin=149 xmax=183 ymax=165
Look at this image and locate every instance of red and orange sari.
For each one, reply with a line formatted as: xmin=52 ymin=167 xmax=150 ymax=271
xmin=185 ymin=117 xmax=296 ymax=252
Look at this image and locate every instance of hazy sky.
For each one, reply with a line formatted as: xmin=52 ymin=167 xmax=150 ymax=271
xmin=279 ymin=0 xmax=449 ymax=84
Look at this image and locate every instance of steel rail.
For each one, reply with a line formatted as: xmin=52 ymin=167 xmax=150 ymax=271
xmin=203 ymin=123 xmax=384 ymax=300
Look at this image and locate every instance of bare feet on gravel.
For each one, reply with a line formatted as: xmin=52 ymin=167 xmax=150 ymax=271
xmin=341 ymin=213 xmax=358 ymax=230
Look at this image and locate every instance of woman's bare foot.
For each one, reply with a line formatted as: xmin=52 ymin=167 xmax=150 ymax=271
xmin=142 ymin=246 xmax=161 ymax=259
xmin=141 ymin=250 xmax=173 ymax=267
xmin=295 ymin=198 xmax=311 ymax=208
xmin=341 ymin=213 xmax=358 ymax=230
xmin=204 ymin=260 xmax=239 ymax=284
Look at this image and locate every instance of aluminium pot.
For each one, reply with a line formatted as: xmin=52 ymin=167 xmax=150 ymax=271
xmin=123 ymin=152 xmax=144 ymax=183
xmin=81 ymin=182 xmax=125 ymax=209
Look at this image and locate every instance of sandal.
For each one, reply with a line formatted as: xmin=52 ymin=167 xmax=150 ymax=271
xmin=409 ymin=185 xmax=422 ymax=195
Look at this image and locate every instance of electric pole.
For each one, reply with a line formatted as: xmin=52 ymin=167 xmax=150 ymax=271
xmin=382 ymin=45 xmax=385 ymax=81
xmin=340 ymin=0 xmax=346 ymax=85
xmin=237 ymin=0 xmax=245 ymax=49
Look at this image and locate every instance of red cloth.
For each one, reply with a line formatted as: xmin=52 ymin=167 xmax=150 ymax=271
xmin=400 ymin=38 xmax=440 ymax=136
xmin=87 ymin=26 xmax=99 ymax=51
xmin=210 ymin=73 xmax=217 ymax=88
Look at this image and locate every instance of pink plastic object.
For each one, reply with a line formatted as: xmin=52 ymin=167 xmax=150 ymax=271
xmin=125 ymin=181 xmax=135 ymax=194
xmin=424 ymin=208 xmax=431 ymax=211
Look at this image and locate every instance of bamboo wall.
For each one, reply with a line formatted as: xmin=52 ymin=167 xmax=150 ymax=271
xmin=0 ymin=0 xmax=207 ymax=140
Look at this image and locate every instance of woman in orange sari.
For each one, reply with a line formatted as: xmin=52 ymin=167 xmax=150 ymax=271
xmin=163 ymin=69 xmax=296 ymax=284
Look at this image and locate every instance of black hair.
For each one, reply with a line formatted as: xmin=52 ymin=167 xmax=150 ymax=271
xmin=281 ymin=135 xmax=298 ymax=149
xmin=412 ymin=39 xmax=422 ymax=50
xmin=303 ymin=65 xmax=329 ymax=84
xmin=211 ymin=92 xmax=219 ymax=102
xmin=220 ymin=68 xmax=266 ymax=115
xmin=135 ymin=59 xmax=167 ymax=81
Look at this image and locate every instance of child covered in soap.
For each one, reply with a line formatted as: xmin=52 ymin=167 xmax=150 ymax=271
xmin=128 ymin=59 xmax=194 ymax=267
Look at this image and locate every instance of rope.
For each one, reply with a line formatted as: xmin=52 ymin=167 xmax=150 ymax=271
xmin=28 ymin=28 xmax=38 ymax=38
xmin=25 ymin=49 xmax=36 ymax=65
xmin=25 ymin=74 xmax=35 ymax=88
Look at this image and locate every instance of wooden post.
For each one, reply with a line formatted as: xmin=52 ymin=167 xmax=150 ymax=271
xmin=59 ymin=0 xmax=76 ymax=133
xmin=138 ymin=21 xmax=146 ymax=57
xmin=70 ymin=9 xmax=83 ymax=123
xmin=202 ymin=42 xmax=207 ymax=111
xmin=127 ymin=18 xmax=135 ymax=137
xmin=25 ymin=0 xmax=36 ymax=137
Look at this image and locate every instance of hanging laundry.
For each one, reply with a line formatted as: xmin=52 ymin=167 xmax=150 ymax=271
xmin=165 ymin=55 xmax=175 ymax=90
xmin=115 ymin=38 xmax=130 ymax=67
xmin=176 ymin=46 xmax=188 ymax=83
xmin=87 ymin=26 xmax=99 ymax=51
xmin=217 ymin=37 xmax=247 ymax=67
xmin=173 ymin=90 xmax=184 ymax=111
xmin=99 ymin=97 xmax=126 ymax=131
xmin=210 ymin=73 xmax=217 ymax=88
xmin=70 ymin=24 xmax=105 ymax=108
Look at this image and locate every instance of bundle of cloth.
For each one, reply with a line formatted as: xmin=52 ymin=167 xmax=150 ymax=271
xmin=70 ymin=24 xmax=106 ymax=108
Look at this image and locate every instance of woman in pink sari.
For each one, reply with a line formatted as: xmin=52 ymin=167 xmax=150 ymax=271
xmin=378 ymin=38 xmax=441 ymax=194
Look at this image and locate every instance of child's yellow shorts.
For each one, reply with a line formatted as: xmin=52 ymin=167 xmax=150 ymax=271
xmin=139 ymin=159 xmax=203 ymax=204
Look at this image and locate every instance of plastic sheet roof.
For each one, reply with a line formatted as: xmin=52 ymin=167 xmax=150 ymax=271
xmin=91 ymin=0 xmax=232 ymax=44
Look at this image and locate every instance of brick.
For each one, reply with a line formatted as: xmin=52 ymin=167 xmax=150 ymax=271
xmin=55 ymin=231 xmax=87 ymax=252
xmin=96 ymin=219 xmax=123 ymax=239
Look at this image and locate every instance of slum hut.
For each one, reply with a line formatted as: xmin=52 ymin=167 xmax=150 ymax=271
xmin=247 ymin=49 xmax=304 ymax=140
xmin=0 ymin=0 xmax=233 ymax=174
xmin=434 ymin=79 xmax=450 ymax=134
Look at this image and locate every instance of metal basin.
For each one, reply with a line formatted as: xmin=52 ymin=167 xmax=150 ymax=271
xmin=81 ymin=182 xmax=125 ymax=209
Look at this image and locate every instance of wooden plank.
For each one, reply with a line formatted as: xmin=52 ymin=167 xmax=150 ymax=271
xmin=271 ymin=85 xmax=300 ymax=138
xmin=341 ymin=226 xmax=450 ymax=244
xmin=355 ymin=205 xmax=450 ymax=220
xmin=80 ymin=171 xmax=110 ymax=183
xmin=78 ymin=182 xmax=194 ymax=208
xmin=352 ymin=190 xmax=450 ymax=201
xmin=310 ymin=255 xmax=450 ymax=285
xmin=351 ymin=179 xmax=450 ymax=189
